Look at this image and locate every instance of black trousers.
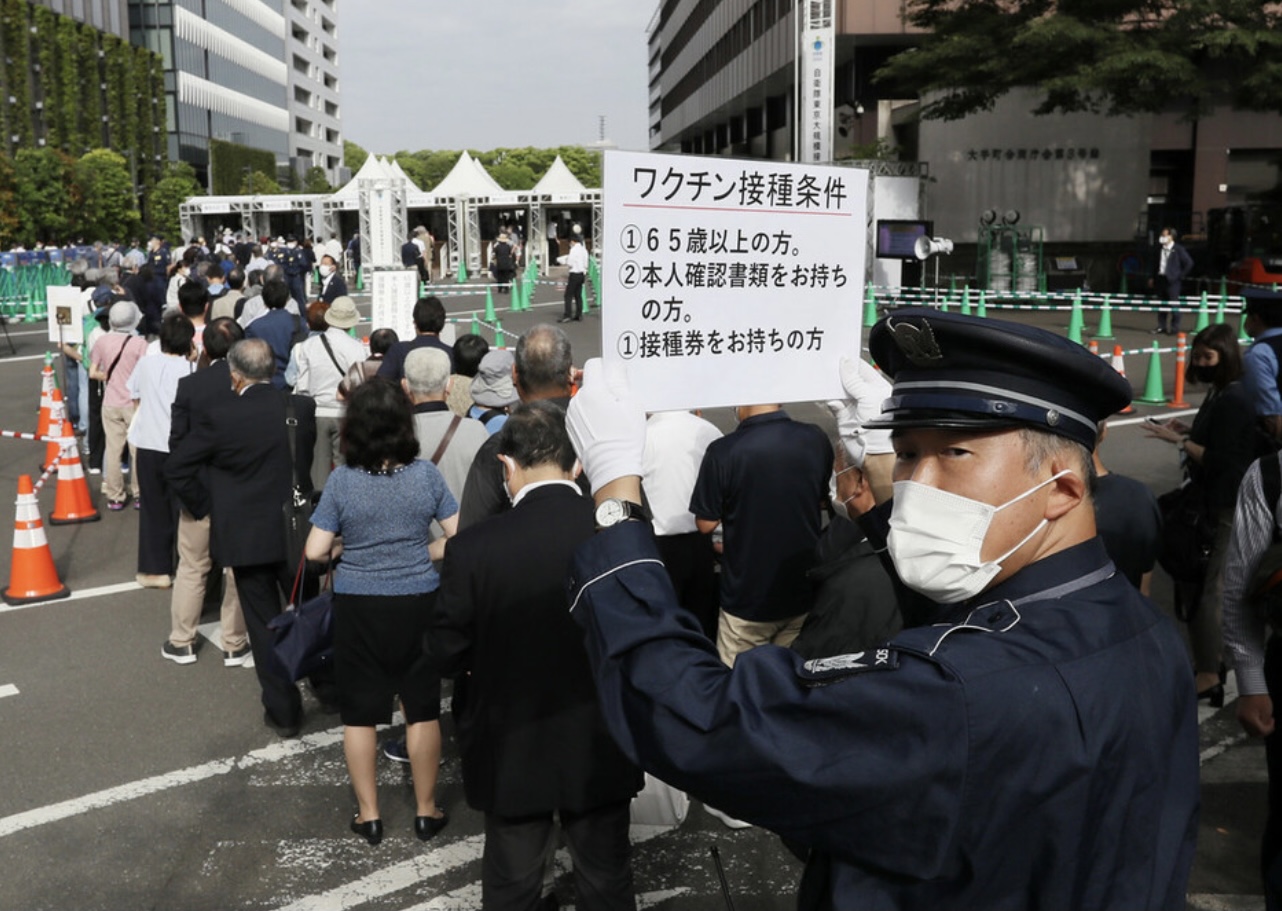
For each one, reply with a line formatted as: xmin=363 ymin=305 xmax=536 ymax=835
xmin=232 ymin=561 xmax=303 ymax=728
xmin=548 ymin=238 xmax=559 ymax=265
xmin=87 ymin=379 xmax=105 ymax=471
xmin=655 ymin=531 xmax=719 ymax=640
xmin=483 ymin=800 xmax=635 ymax=911
xmin=1155 ymin=276 xmax=1181 ymax=332
xmin=135 ymin=448 xmax=177 ymax=575
xmin=1265 ymin=635 xmax=1282 ymax=909
xmin=564 ymin=273 xmax=585 ymax=319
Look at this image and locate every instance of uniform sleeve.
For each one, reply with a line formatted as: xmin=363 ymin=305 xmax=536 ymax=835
xmin=568 ymin=521 xmax=967 ymax=879
xmin=1223 ymin=461 xmax=1274 ymax=695
xmin=1244 ymin=343 xmax=1282 ymax=417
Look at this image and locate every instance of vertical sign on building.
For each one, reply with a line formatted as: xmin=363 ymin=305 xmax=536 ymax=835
xmin=799 ymin=0 xmax=835 ymax=164
xmin=602 ymin=149 xmax=868 ymax=412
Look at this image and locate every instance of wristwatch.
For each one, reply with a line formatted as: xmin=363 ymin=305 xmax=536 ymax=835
xmin=594 ymin=498 xmax=651 ymax=530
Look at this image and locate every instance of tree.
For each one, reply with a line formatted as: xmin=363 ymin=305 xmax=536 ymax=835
xmin=13 ymin=148 xmax=75 ymax=245
xmin=241 ymin=170 xmax=282 ymax=194
xmin=302 ymin=165 xmax=332 ymax=194
xmin=0 ymin=152 xmax=22 ymax=248
xmin=75 ymin=149 xmax=141 ymax=241
xmin=343 ymin=139 xmax=368 ymax=173
xmin=874 ymin=0 xmax=1282 ymax=121
xmin=145 ymin=161 xmax=203 ymax=243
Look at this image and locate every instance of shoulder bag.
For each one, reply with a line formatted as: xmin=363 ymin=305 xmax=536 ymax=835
xmin=281 ymin=396 xmax=312 ymax=570
xmin=267 ymin=557 xmax=333 ymax=681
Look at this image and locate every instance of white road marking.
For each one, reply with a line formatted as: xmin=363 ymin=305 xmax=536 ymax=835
xmin=0 ymin=354 xmax=56 ymax=364
xmin=0 ymin=580 xmax=142 ymax=614
xmin=0 ymin=684 xmax=18 ymax=699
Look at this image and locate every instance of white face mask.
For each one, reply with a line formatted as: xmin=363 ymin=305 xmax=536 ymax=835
xmin=886 ymin=470 xmax=1070 ymax=604
xmin=1161 ymin=236 xmax=1174 ymax=248
xmin=319 ymin=264 xmax=334 ymax=277
xmin=828 ymin=465 xmax=860 ymax=522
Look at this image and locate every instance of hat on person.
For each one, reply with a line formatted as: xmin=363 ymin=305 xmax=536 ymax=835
xmin=470 ymin=349 xmax=519 ymax=408
xmin=497 ymin=233 xmax=509 ymax=243
xmin=1243 ymin=287 xmax=1282 ymax=316
xmin=325 ymin=295 xmax=360 ymax=329
xmin=865 ymin=307 xmax=1132 ymax=450
xmin=107 ymin=300 xmax=140 ymax=331
xmin=91 ymin=284 xmax=116 ymax=306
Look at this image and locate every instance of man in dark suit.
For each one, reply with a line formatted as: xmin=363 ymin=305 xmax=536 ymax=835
xmin=244 ymin=278 xmax=302 ymax=388
xmin=1151 ymin=226 xmax=1195 ymax=335
xmin=376 ymin=296 xmax=455 ymax=381
xmin=431 ymin=402 xmax=640 ymax=910
xmin=165 ymin=338 xmax=318 ymax=737
xmin=317 ymin=253 xmax=348 ymax=304
xmin=162 ymin=318 xmax=248 ymax=667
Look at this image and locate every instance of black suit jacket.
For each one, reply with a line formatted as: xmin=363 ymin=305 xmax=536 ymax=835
xmin=431 ymin=484 xmax=641 ymax=816
xmin=164 ymin=383 xmax=315 ymax=567
xmin=168 ymin=359 xmax=234 ymax=452
xmin=319 ymin=272 xmax=348 ymax=304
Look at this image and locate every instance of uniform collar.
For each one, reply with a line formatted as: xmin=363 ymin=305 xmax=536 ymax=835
xmin=737 ymin=410 xmax=789 ymax=429
xmin=968 ymin=537 xmax=1114 ymax=610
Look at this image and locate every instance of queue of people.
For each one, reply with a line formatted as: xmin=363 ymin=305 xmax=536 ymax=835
xmin=70 ymin=260 xmax=1282 ymax=909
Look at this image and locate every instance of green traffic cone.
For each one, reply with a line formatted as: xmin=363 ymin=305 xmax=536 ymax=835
xmin=484 ymin=287 xmax=496 ymax=321
xmin=471 ymin=312 xmax=480 ymax=336
xmin=1135 ymin=341 xmax=1168 ymax=405
xmin=977 ymin=290 xmax=987 ymax=318
xmin=494 ymin=317 xmax=504 ymax=346
xmin=355 ymin=268 xmax=364 ymax=291
xmin=960 ymin=286 xmax=972 ymax=316
xmin=1066 ymin=292 xmax=1085 ymax=344
xmin=456 ymin=258 xmax=468 ymax=284
xmin=1214 ymin=291 xmax=1226 ymax=325
xmin=863 ymin=284 xmax=878 ymax=327
xmin=1095 ymin=295 xmax=1115 ymax=340
xmin=23 ymin=293 xmax=37 ymax=322
xmin=1193 ymin=291 xmax=1210 ymax=333
xmin=1119 ymin=271 xmax=1129 ymax=295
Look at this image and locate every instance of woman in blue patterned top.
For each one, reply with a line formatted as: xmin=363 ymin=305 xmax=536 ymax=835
xmin=306 ymin=379 xmax=457 ymax=846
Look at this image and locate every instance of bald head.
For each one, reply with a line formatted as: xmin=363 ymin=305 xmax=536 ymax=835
xmin=514 ymin=324 xmax=573 ymax=400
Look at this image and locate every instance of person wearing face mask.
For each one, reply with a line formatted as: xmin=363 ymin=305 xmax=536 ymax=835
xmin=561 ymin=308 xmax=1198 ymax=911
xmin=1150 ymin=226 xmax=1195 ymax=335
xmin=317 ymin=253 xmax=348 ymax=304
xmin=1146 ymin=322 xmax=1261 ymax=705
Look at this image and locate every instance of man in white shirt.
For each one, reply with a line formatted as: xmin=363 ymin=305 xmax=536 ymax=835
xmin=290 ymin=295 xmax=365 ymax=489
xmin=557 ymin=236 xmax=589 ymax=323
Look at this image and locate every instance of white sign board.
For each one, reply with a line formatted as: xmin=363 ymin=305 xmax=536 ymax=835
xmin=799 ymin=1 xmax=835 ymax=164
xmin=370 ymin=270 xmax=419 ymax=342
xmin=366 ymin=185 xmax=396 ymax=268
xmin=46 ymin=285 xmax=84 ymax=345
xmin=200 ymin=201 xmax=232 ymax=214
xmin=602 ymin=150 xmax=867 ymax=412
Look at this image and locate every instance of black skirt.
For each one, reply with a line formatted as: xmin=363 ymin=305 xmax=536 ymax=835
xmin=333 ymin=591 xmax=441 ymax=726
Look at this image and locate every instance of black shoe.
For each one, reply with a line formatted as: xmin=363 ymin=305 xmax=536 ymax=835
xmin=263 ymin=711 xmax=301 ymax=738
xmin=351 ymin=814 xmax=383 ymax=845
xmin=1197 ymin=683 xmax=1225 ymax=709
xmin=1151 ymin=326 xmax=1167 ymax=335
xmin=557 ymin=316 xmax=572 ymax=323
xmin=414 ymin=811 xmax=449 ymax=841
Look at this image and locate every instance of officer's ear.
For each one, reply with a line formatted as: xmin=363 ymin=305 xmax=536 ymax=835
xmin=1043 ymin=456 xmax=1087 ymax=521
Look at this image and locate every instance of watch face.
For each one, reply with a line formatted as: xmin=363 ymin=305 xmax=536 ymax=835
xmin=596 ymin=499 xmax=625 ymax=526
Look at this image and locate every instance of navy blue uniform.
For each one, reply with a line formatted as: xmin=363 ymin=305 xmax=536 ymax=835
xmin=272 ymin=246 xmax=308 ymax=309
xmin=147 ymin=246 xmax=169 ymax=273
xmin=569 ymin=525 xmax=1198 ymax=910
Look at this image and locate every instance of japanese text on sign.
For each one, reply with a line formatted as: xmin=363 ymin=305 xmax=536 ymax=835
xmin=602 ymin=150 xmax=867 ymax=412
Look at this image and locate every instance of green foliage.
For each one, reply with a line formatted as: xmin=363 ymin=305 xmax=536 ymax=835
xmin=343 ymin=139 xmax=367 ymax=173
xmin=13 ymin=147 xmax=74 ymax=245
xmin=352 ymin=144 xmax=602 ymax=191
xmin=876 ymin=0 xmax=1282 ymax=120
xmin=209 ymin=138 xmax=277 ymax=195
xmin=0 ymin=151 xmax=22 ymax=247
xmin=75 ymin=149 xmax=140 ymax=241
xmin=241 ymin=170 xmax=282 ymax=194
xmin=302 ymin=166 xmax=332 ymax=194
xmin=2 ymin=0 xmax=33 ymax=148
xmin=146 ymin=162 xmax=203 ymax=243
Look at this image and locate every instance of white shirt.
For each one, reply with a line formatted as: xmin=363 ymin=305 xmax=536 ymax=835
xmin=561 ymin=244 xmax=588 ymax=274
xmin=293 ymin=327 xmax=366 ymax=413
xmin=510 ymin=478 xmax=581 ymax=509
xmin=126 ymin=353 xmax=195 ymax=451
xmin=642 ymin=411 xmax=723 ymax=536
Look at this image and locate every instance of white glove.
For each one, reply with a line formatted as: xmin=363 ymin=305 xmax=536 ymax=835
xmin=567 ymin=358 xmax=646 ymax=493
xmin=824 ymin=356 xmax=894 ymax=467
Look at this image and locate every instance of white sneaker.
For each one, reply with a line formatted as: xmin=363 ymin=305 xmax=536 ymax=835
xmin=703 ymin=804 xmax=752 ymax=829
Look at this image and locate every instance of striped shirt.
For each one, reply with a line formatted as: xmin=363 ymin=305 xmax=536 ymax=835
xmin=1223 ymin=454 xmax=1282 ymax=695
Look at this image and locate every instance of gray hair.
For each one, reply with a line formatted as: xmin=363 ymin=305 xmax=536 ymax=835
xmin=403 ymin=347 xmax=451 ymax=397
xmin=515 ymin=324 xmax=573 ymax=396
xmin=227 ymin=338 xmax=275 ymax=382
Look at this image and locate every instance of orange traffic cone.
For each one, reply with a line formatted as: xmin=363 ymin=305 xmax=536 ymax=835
xmin=34 ymin=360 xmax=55 ymax=445
xmin=3 ymin=475 xmax=70 ymax=605
xmin=49 ymin=432 xmax=99 ymax=525
xmin=44 ymin=389 xmax=68 ymax=469
xmin=1111 ymin=345 xmax=1135 ymax=414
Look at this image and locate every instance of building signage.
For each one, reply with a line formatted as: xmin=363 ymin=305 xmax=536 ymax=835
xmin=799 ymin=0 xmax=835 ymax=164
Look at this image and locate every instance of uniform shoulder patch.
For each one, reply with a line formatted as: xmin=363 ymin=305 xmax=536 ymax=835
xmin=798 ymin=648 xmax=899 ymax=684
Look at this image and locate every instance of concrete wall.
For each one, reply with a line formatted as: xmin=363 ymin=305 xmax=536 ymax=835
xmin=918 ymin=89 xmax=1151 ymax=243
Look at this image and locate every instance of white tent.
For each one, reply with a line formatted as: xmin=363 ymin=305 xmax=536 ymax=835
xmin=531 ymin=155 xmax=587 ymax=196
xmin=431 ymin=150 xmax=505 ymax=198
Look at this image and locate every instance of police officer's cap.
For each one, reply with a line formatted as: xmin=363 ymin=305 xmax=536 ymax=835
xmin=866 ymin=307 xmax=1131 ymax=450
xmin=1243 ymin=287 xmax=1282 ymax=316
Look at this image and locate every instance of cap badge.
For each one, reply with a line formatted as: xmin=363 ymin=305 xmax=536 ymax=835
xmin=888 ymin=318 xmax=944 ymax=367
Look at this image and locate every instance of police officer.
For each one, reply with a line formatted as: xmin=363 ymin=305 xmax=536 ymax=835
xmin=145 ymin=234 xmax=169 ymax=274
xmin=271 ymin=234 xmax=307 ymax=310
xmin=564 ymin=307 xmax=1199 ymax=910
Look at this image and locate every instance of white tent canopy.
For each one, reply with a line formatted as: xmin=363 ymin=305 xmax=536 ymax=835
xmin=431 ymin=150 xmax=504 ymax=197
xmin=531 ymin=156 xmax=587 ymax=196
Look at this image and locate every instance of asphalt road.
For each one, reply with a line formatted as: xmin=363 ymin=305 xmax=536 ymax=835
xmin=0 ymin=278 xmax=1267 ymax=910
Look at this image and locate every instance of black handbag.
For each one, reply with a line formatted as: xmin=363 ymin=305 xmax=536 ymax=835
xmin=267 ymin=558 xmax=333 ymax=681
xmin=281 ymin=396 xmax=312 ymax=569
xmin=1156 ymin=480 xmax=1214 ymax=585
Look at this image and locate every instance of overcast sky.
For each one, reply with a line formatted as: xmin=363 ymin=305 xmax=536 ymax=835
xmin=338 ymin=1 xmax=653 ymax=156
